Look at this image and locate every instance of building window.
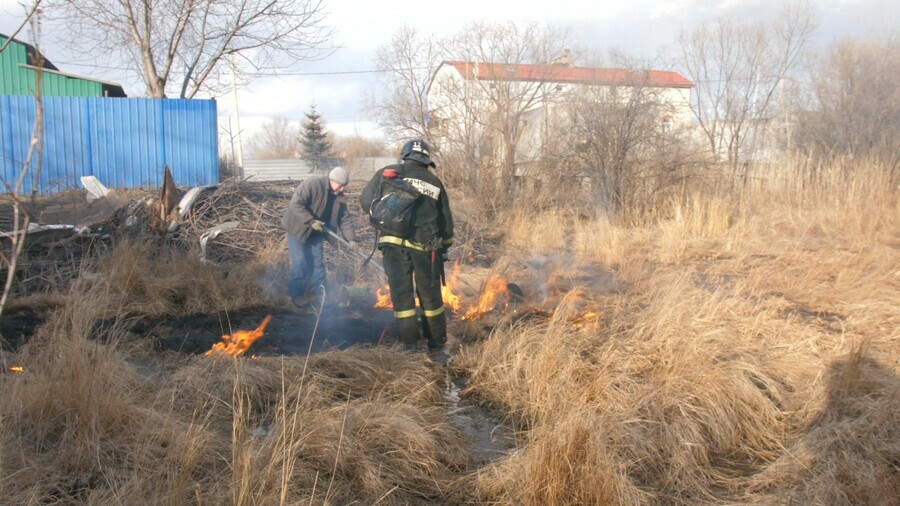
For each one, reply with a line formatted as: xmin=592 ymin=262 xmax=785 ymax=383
xmin=661 ymin=116 xmax=672 ymax=133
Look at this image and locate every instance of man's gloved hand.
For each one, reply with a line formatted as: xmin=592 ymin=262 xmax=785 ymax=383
xmin=310 ymin=220 xmax=325 ymax=232
xmin=347 ymin=240 xmax=359 ymax=254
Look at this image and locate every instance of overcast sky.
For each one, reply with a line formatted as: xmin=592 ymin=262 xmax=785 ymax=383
xmin=1 ymin=0 xmax=897 ymax=144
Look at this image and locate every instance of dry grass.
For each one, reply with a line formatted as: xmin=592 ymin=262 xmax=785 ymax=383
xmin=455 ymin=160 xmax=899 ymax=504
xmin=70 ymin=238 xmax=289 ymax=319
xmin=1 ymin=283 xmax=469 ymax=504
xmin=1 ymin=159 xmax=897 ymax=504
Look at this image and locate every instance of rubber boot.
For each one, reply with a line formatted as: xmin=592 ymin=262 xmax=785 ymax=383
xmin=423 ymin=313 xmax=447 ymax=351
xmin=396 ymin=314 xmax=420 ymax=350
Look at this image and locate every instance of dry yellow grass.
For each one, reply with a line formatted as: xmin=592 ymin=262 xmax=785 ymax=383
xmin=1 ymin=287 xmax=469 ymax=504
xmin=455 ymin=160 xmax=898 ymax=504
xmin=70 ymin=238 xmax=288 ymax=319
xmin=1 ymin=159 xmax=897 ymax=504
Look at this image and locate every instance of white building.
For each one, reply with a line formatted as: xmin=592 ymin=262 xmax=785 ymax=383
xmin=426 ymin=58 xmax=694 ymax=172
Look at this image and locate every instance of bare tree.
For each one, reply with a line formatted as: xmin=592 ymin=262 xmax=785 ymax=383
xmin=678 ymin=1 xmax=816 ymax=171
xmin=562 ymin=67 xmax=704 ymax=219
xmin=792 ymin=35 xmax=900 ymax=174
xmin=373 ymin=22 xmax=574 ymax=203
xmin=1 ymin=4 xmax=45 ymax=318
xmin=0 ymin=0 xmax=43 ymax=53
xmin=46 ymin=0 xmax=333 ymax=98
xmin=246 ymin=117 xmax=298 ymax=159
xmin=371 ymin=25 xmax=443 ymax=142
xmin=432 ymin=22 xmax=573 ymax=203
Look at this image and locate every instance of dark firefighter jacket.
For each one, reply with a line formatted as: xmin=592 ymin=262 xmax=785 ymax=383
xmin=359 ymin=160 xmax=454 ymax=251
xmin=282 ymin=175 xmax=356 ymax=243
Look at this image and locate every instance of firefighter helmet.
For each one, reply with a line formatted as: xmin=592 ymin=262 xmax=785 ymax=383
xmin=399 ymin=139 xmax=435 ymax=167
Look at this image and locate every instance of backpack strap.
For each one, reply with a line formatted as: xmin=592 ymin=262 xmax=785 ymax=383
xmin=363 ymin=165 xmax=397 ymax=266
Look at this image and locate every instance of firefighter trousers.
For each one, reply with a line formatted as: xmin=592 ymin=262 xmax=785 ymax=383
xmin=381 ymin=245 xmax=447 ymax=349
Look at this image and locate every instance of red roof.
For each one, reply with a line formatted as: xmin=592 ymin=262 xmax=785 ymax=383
xmin=443 ymin=61 xmax=693 ymax=89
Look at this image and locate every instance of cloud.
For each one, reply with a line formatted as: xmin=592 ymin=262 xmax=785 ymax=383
xmin=651 ymin=0 xmax=700 ymax=18
xmin=6 ymin=0 xmax=898 ymax=148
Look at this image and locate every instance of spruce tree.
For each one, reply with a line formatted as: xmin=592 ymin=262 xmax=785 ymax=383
xmin=300 ymin=105 xmax=333 ymax=173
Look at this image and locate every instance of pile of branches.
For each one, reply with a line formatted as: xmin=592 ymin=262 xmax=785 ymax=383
xmin=174 ymin=180 xmax=295 ymax=264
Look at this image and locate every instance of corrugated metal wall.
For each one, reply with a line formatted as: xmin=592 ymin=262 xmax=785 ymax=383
xmin=0 ymin=35 xmax=32 ymax=95
xmin=0 ymin=96 xmax=219 ymax=194
xmin=243 ymin=157 xmax=395 ymax=182
xmin=243 ymin=159 xmax=314 ymax=181
xmin=24 ymin=68 xmax=104 ymax=97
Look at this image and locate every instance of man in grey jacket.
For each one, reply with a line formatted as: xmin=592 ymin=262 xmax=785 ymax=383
xmin=282 ymin=166 xmax=358 ymax=308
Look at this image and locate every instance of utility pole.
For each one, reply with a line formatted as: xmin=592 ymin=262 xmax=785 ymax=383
xmin=229 ymin=54 xmax=244 ymax=171
xmin=229 ymin=116 xmax=236 ymax=162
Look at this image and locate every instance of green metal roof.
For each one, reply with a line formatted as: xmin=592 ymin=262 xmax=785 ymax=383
xmin=0 ymin=33 xmax=126 ymax=97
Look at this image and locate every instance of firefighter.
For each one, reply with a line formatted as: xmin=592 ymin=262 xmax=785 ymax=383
xmin=360 ymin=139 xmax=454 ymax=351
xmin=282 ymin=166 xmax=358 ymax=309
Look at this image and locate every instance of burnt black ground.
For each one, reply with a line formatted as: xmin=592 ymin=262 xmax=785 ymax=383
xmin=0 ymin=305 xmax=49 ymax=351
xmin=135 ymin=305 xmax=397 ymax=356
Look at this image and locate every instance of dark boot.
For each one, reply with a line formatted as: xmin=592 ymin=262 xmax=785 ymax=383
xmin=396 ymin=313 xmax=420 ymax=350
xmin=422 ymin=313 xmax=447 ymax=351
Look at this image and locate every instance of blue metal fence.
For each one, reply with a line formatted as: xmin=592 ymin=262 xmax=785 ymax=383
xmin=0 ymin=96 xmax=219 ymax=194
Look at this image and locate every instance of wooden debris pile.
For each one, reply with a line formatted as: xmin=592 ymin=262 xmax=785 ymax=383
xmin=1 ymin=174 xmax=379 ymax=297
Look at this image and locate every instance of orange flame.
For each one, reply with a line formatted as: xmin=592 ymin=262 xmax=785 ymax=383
xmin=462 ymin=275 xmax=510 ymax=321
xmin=9 ymin=365 xmax=25 ymax=374
xmin=205 ymin=315 xmax=271 ymax=358
xmin=374 ymin=284 xmax=392 ymax=309
xmin=442 ymin=261 xmax=462 ymax=314
xmin=570 ymin=311 xmax=600 ymax=329
xmin=373 ymin=261 xmax=463 ymax=314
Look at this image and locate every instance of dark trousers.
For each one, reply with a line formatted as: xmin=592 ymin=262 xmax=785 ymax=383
xmin=381 ymin=246 xmax=447 ymax=348
xmin=288 ymin=233 xmax=325 ymax=298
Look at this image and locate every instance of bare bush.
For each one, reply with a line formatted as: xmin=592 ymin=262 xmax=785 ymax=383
xmin=246 ymin=117 xmax=299 ymax=160
xmin=791 ymin=36 xmax=900 ymax=176
xmin=556 ymin=58 xmax=709 ymax=220
xmin=1 ymin=6 xmax=45 ymax=319
xmin=331 ymin=135 xmax=388 ymax=158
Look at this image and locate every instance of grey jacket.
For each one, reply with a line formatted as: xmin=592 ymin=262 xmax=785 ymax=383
xmin=282 ymin=176 xmax=356 ymax=243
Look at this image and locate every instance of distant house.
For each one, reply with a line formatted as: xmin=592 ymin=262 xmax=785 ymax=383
xmin=426 ymin=53 xmax=693 ymax=171
xmin=0 ymin=33 xmax=126 ymax=97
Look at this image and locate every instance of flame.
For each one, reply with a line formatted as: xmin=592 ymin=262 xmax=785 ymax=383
xmin=462 ymin=275 xmax=510 ymax=321
xmin=9 ymin=365 xmax=25 ymax=374
xmin=372 ymin=261 xmax=463 ymax=314
xmin=374 ymin=284 xmax=392 ymax=309
xmin=570 ymin=311 xmax=600 ymax=329
xmin=205 ymin=315 xmax=271 ymax=358
xmin=442 ymin=261 xmax=462 ymax=313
